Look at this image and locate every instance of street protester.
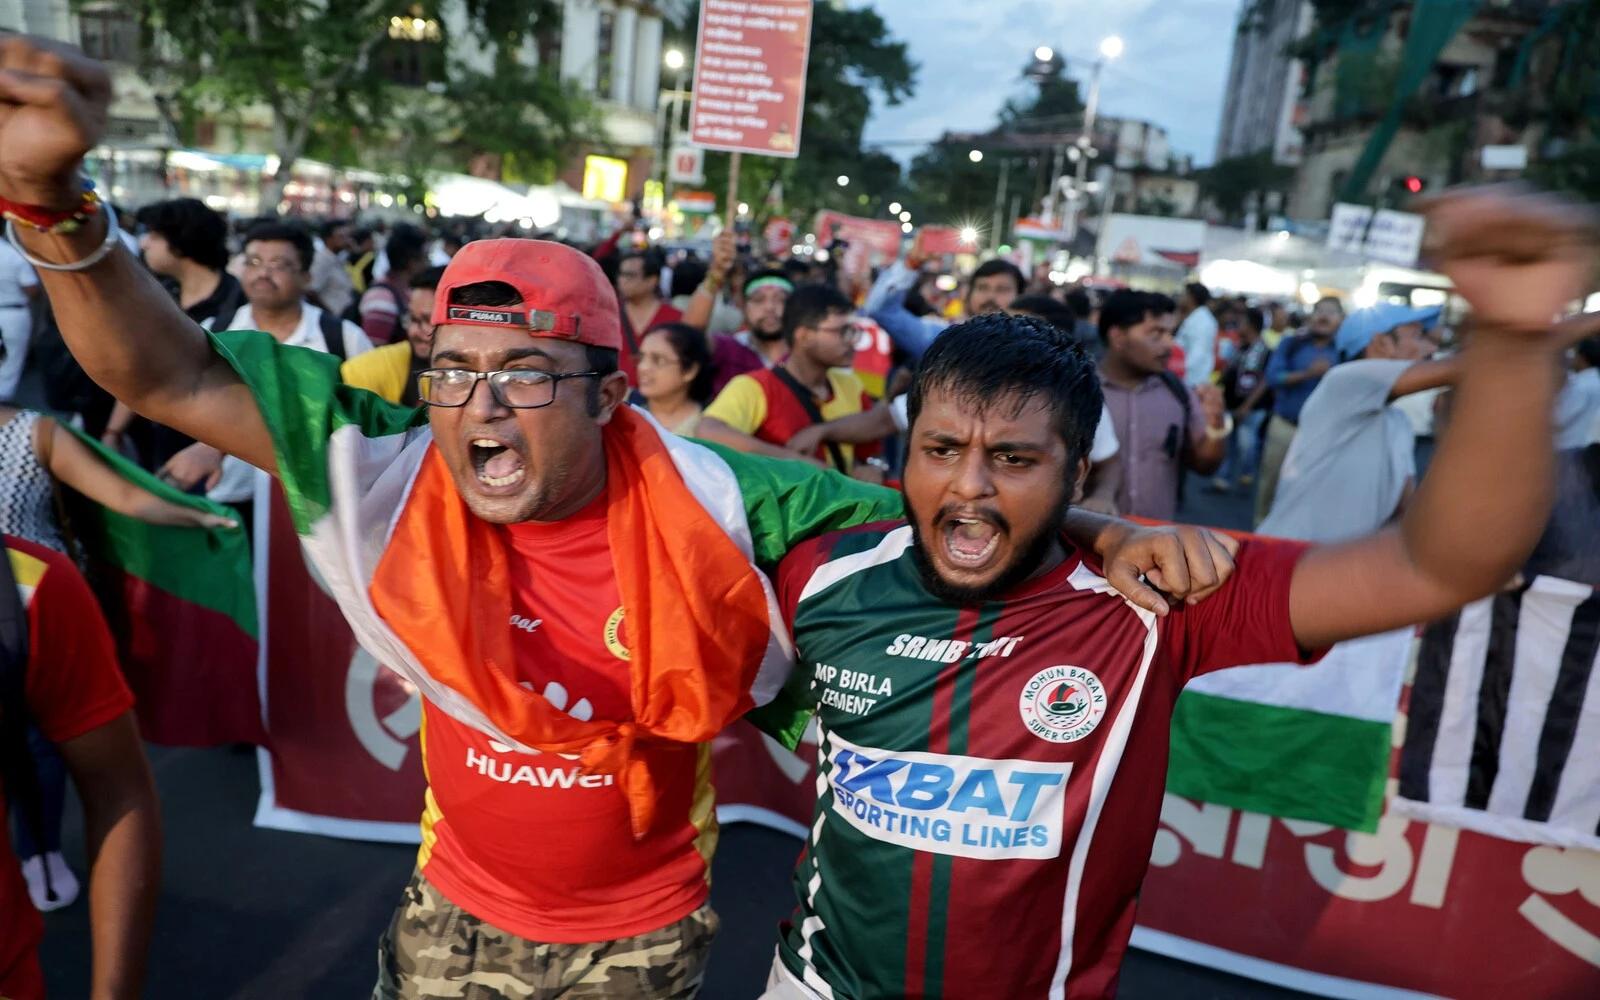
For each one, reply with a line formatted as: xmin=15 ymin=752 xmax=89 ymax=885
xmin=635 ymin=322 xmax=715 ymax=436
xmin=682 ymin=230 xmax=791 ymax=392
xmin=1096 ymin=290 xmax=1228 ymax=519
xmin=341 ymin=265 xmax=446 ymax=407
xmin=0 ymin=33 xmax=1247 ymax=998
xmin=1255 ymin=295 xmax=1344 ymax=523
xmin=699 ymin=284 xmax=884 ymax=478
xmin=754 ymin=187 xmax=1598 ymax=999
xmin=614 ymin=248 xmax=683 ymax=385
xmin=1262 ymin=306 xmax=1600 ymax=542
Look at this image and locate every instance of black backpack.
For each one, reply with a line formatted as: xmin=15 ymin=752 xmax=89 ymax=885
xmin=316 ymin=310 xmax=349 ymax=362
xmin=1154 ymin=370 xmax=1193 ymax=505
xmin=0 ymin=540 xmax=51 ymax=898
xmin=340 ymin=282 xmax=401 ymax=343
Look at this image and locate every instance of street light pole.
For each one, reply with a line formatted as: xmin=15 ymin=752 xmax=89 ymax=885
xmin=992 ymin=157 xmax=1011 ymax=249
xmin=1065 ymin=35 xmax=1122 ymax=244
xmin=667 ymin=65 xmax=687 ymax=156
xmin=659 ymin=49 xmax=687 ymax=201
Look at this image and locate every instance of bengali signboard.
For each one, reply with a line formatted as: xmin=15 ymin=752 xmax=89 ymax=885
xmin=1327 ymin=202 xmax=1426 ymax=268
xmin=689 ymin=0 xmax=814 ymax=158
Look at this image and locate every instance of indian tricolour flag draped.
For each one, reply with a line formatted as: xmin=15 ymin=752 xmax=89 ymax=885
xmin=211 ymin=330 xmax=900 ymax=837
xmin=59 ymin=429 xmax=261 ymax=745
xmin=1166 ymin=627 xmax=1414 ymax=832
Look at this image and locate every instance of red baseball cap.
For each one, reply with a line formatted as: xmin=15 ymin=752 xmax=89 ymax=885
xmin=431 ymin=239 xmax=623 ymax=351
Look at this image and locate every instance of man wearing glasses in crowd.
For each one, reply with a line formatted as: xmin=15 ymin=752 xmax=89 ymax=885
xmin=154 ymin=222 xmax=371 ymax=522
xmin=700 ymin=284 xmax=887 ymax=482
xmin=343 ymin=266 xmax=447 ymax=407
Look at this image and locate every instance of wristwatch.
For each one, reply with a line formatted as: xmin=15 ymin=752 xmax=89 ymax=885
xmin=1203 ymin=413 xmax=1234 ymax=442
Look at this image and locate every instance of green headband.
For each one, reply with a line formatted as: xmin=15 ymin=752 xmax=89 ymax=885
xmin=745 ymin=276 xmax=794 ymax=296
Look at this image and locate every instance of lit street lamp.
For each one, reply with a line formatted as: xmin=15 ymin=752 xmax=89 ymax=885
xmin=889 ymin=201 xmax=902 ymax=215
xmin=898 ymin=211 xmax=911 ymax=222
xmin=901 ymin=222 xmax=914 ymax=234
xmin=968 ymin=149 xmax=984 ymax=163
xmin=664 ymin=48 xmax=685 ymax=71
xmin=959 ymin=225 xmax=979 ymax=245
xmin=836 ymin=175 xmax=850 ymax=187
xmin=1026 ymin=45 xmax=1065 ymax=83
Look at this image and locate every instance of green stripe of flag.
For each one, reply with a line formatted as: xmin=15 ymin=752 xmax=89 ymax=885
xmin=695 ymin=440 xmax=904 ymax=568
xmin=65 ymin=426 xmax=257 ymax=638
xmin=211 ymin=330 xmax=422 ymax=534
xmin=1166 ymin=690 xmax=1390 ymax=833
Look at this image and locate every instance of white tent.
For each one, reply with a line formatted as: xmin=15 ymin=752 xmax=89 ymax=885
xmin=429 ymin=173 xmax=560 ymax=229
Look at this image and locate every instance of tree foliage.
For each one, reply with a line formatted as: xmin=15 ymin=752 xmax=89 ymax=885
xmin=665 ymin=1 xmax=916 ymax=221
xmin=1196 ymin=150 xmax=1294 ymax=225
xmin=111 ymin=0 xmax=596 ymax=205
xmin=905 ymin=60 xmax=1087 ymax=230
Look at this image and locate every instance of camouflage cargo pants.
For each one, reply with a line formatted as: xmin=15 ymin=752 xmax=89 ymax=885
xmin=372 ymin=870 xmax=718 ymax=999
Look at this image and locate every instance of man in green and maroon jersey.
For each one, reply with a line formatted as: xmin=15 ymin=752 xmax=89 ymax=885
xmin=756 ymin=188 xmax=1597 ymax=1000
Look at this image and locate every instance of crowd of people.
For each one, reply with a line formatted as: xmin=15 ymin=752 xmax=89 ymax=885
xmin=1 ymin=33 xmax=1599 ymax=1000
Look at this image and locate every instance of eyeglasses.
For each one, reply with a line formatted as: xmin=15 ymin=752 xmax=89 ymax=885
xmin=417 ymin=368 xmax=601 ymax=409
xmin=242 ymin=256 xmax=301 ymax=275
xmin=814 ymin=321 xmax=859 ymax=340
xmin=636 ymin=352 xmax=682 ymax=369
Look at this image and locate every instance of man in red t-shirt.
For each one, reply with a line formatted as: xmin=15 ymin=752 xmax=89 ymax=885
xmin=615 ymin=249 xmax=683 ymax=385
xmin=0 ymin=536 xmax=160 ymax=1000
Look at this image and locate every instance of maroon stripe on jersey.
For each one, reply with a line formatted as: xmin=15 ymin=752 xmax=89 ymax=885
xmin=934 ymin=566 xmax=1174 ymax=998
xmin=904 ymin=606 xmax=983 ymax=997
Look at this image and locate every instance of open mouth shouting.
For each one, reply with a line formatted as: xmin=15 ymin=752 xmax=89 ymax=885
xmin=940 ymin=510 xmax=1007 ymax=573
xmin=468 ymin=434 xmax=528 ymax=494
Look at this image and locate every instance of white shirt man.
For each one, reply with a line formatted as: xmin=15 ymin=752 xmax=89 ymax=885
xmin=1174 ymin=301 xmax=1219 ymax=388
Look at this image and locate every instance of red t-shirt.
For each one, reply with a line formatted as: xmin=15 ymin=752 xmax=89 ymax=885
xmin=415 ymin=496 xmax=715 ymax=943
xmin=618 ymin=302 xmax=685 ymax=385
xmin=1 ymin=537 xmax=132 ymax=998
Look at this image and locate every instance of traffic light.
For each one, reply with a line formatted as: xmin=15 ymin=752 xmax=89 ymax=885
xmin=1403 ymin=175 xmax=1425 ymax=195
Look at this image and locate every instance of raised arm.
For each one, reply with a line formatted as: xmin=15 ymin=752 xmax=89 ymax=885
xmin=681 ymin=231 xmax=735 ymax=337
xmin=0 ymin=37 xmax=275 ymax=472
xmin=1289 ymin=188 xmax=1598 ymax=650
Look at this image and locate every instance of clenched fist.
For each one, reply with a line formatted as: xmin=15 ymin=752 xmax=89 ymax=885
xmin=1421 ymin=186 xmax=1598 ymax=334
xmin=0 ymin=35 xmax=110 ymax=209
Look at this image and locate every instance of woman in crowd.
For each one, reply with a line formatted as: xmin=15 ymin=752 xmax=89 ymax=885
xmin=0 ymin=403 xmax=231 ymax=912
xmin=636 ymin=322 xmax=715 ymax=436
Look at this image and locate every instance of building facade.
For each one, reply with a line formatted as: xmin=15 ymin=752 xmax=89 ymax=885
xmin=1214 ymin=0 xmax=1314 ymax=165
xmin=4 ymin=1 xmax=666 ymax=212
xmin=1285 ymin=1 xmax=1568 ymax=221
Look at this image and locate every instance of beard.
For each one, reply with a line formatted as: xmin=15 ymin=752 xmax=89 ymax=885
xmin=904 ymin=489 xmax=1071 ymax=605
xmin=749 ymin=322 xmax=784 ymax=342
